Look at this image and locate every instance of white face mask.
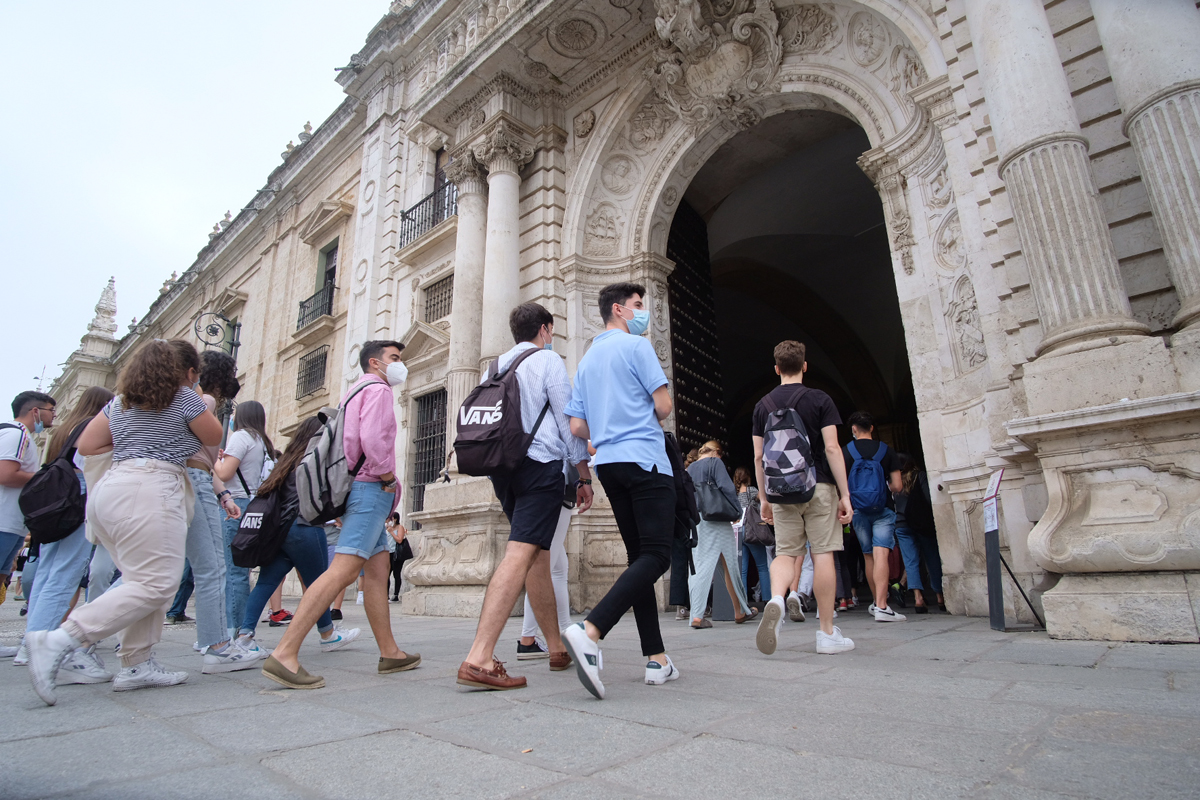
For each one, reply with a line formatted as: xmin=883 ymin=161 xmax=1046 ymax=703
xmin=384 ymin=360 xmax=409 ymax=387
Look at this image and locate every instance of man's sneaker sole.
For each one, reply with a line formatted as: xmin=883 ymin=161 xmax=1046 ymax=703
xmin=561 ymin=625 xmax=604 ymax=700
xmin=201 ymin=658 xmax=259 ymax=674
xmin=786 ymin=595 xmax=805 ymax=622
xmin=756 ymin=601 xmax=783 ymax=655
xmin=516 ymin=650 xmax=550 ymax=661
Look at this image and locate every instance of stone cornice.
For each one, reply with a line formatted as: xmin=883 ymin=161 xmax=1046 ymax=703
xmin=1006 ymin=390 xmax=1200 ymax=444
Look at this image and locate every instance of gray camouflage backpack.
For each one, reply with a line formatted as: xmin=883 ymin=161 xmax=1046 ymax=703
xmin=760 ymin=390 xmax=818 ymax=505
xmin=296 ymin=381 xmax=374 ymax=524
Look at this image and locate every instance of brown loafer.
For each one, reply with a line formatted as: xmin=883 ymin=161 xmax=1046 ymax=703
xmin=549 ymin=650 xmax=572 ymax=671
xmin=378 ymin=652 xmax=421 ymax=674
xmin=690 ymin=618 xmax=713 ymax=629
xmin=456 ymin=658 xmax=527 ymax=690
xmin=261 ymin=655 xmax=325 ymax=689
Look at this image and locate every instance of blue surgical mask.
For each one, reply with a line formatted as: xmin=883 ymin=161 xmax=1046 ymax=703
xmin=622 ymin=306 xmax=650 ymax=336
xmin=33 ymin=419 xmax=44 ymax=435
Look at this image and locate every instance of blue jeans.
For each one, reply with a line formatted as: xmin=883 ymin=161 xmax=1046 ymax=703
xmin=851 ymin=507 xmax=896 ymax=552
xmin=87 ymin=545 xmax=119 ymax=600
xmin=187 ymin=469 xmax=229 ymax=649
xmin=741 ymin=541 xmax=771 ymax=603
xmin=168 ymin=560 xmax=194 ymax=618
xmin=26 ymin=475 xmax=94 ymax=631
xmin=0 ymin=530 xmax=24 ymax=576
xmin=239 ymin=521 xmax=333 ymax=638
xmin=335 ymin=482 xmax=393 ymax=560
xmin=894 ymin=526 xmax=943 ymax=593
xmin=221 ymin=496 xmax=252 ymax=635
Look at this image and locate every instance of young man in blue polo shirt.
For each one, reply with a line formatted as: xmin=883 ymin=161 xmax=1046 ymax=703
xmin=562 ymin=282 xmax=679 ymax=699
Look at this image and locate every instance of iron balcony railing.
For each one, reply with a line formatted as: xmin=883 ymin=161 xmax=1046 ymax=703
xmin=296 ymin=346 xmax=329 ymax=400
xmin=398 ymin=181 xmax=457 ymax=249
xmin=297 ymin=282 xmax=335 ymax=331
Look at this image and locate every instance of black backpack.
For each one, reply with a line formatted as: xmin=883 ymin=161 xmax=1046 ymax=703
xmin=454 ymin=348 xmax=550 ymax=477
xmin=231 ymin=472 xmax=299 ymax=569
xmin=16 ymin=421 xmax=87 ymax=545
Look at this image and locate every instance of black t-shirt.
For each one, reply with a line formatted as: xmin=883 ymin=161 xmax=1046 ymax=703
xmin=843 ymin=438 xmax=901 ymax=510
xmin=752 ymin=384 xmax=841 ymax=485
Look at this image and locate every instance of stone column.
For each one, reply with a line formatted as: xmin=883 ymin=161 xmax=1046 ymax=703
xmin=965 ymin=0 xmax=1148 ymax=356
xmin=1091 ymin=0 xmax=1200 ymax=330
xmin=473 ymin=122 xmax=535 ymax=369
xmin=443 ymin=151 xmax=488 ymax=440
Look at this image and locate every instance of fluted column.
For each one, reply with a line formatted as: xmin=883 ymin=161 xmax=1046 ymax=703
xmin=443 ymin=152 xmax=489 ymax=448
xmin=1092 ymin=0 xmax=1200 ymax=329
xmin=473 ymin=122 xmax=535 ymax=369
xmin=966 ymin=0 xmax=1148 ymax=355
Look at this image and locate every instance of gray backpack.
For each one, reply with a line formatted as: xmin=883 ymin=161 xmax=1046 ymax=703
xmin=296 ymin=381 xmax=374 ymax=524
xmin=760 ymin=391 xmax=818 ymax=505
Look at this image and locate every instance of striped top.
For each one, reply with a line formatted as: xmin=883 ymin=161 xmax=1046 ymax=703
xmin=105 ymin=387 xmax=208 ymax=465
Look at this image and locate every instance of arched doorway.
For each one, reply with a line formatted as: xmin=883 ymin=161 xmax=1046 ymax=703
xmin=666 ymin=109 xmax=920 ymax=470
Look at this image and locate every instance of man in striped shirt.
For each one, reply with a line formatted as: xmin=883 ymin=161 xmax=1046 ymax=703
xmin=456 ymin=303 xmax=593 ymax=691
xmin=0 ymin=392 xmax=56 ymax=621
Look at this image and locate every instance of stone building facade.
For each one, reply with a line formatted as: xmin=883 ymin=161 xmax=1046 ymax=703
xmin=52 ymin=0 xmax=1200 ymax=642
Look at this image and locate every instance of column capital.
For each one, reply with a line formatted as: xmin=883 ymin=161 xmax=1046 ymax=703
xmin=471 ymin=120 xmax=535 ymax=176
xmin=444 ymin=149 xmax=487 ymax=195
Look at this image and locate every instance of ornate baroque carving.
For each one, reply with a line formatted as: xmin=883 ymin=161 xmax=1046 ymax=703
xmin=848 ymin=11 xmax=887 ymax=67
xmin=444 ymin=150 xmax=488 ymax=195
xmin=584 ymin=202 xmax=624 ymax=256
xmin=471 ymin=121 xmax=536 ymax=174
xmin=778 ymin=4 xmax=841 ymax=55
xmin=646 ymin=0 xmax=783 ymax=133
xmin=935 ymin=210 xmax=966 ymax=272
xmin=890 ymin=45 xmax=927 ymax=106
xmin=626 ymin=103 xmax=673 ymax=152
xmin=946 ymin=275 xmax=986 ymax=373
xmin=548 ymin=12 xmax=607 ymax=58
xmin=859 ymin=151 xmax=915 ymax=275
xmin=573 ymin=109 xmax=596 ymax=139
xmin=601 ymin=154 xmax=641 ymax=196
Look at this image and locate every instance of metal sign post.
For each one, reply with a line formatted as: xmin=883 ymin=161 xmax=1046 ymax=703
xmin=982 ymin=468 xmax=1045 ymax=632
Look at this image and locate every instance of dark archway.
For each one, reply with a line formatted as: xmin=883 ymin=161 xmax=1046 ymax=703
xmin=667 ymin=110 xmax=922 ymax=473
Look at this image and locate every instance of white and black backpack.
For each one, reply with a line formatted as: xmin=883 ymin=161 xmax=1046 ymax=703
xmin=454 ymin=348 xmax=550 ymax=477
xmin=295 ymin=381 xmax=374 ymax=524
xmin=759 ymin=391 xmax=818 ymax=505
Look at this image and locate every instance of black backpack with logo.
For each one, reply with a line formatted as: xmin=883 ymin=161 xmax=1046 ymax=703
xmin=454 ymin=348 xmax=550 ymax=477
xmin=231 ymin=473 xmax=299 ymax=569
xmin=16 ymin=421 xmax=88 ymax=545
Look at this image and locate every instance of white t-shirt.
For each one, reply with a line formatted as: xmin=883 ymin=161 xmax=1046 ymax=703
xmin=225 ymin=429 xmax=267 ymax=499
xmin=0 ymin=421 xmax=39 ymax=534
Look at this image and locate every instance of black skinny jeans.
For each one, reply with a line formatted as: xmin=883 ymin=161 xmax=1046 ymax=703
xmin=587 ymin=462 xmax=675 ymax=656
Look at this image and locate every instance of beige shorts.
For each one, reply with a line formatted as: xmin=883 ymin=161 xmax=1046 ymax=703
xmin=771 ymin=483 xmax=843 ymax=557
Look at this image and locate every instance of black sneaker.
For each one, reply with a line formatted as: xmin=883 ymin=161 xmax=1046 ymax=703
xmin=329 ymin=609 xmax=343 ymax=621
xmin=516 ymin=638 xmax=550 ymax=660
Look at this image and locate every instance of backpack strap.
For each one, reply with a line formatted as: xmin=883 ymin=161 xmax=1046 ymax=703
xmin=60 ymin=420 xmax=89 ymax=464
xmin=339 ymin=378 xmax=379 ymax=411
xmin=236 ymin=468 xmax=251 ymax=496
xmin=760 ymin=393 xmax=778 ymax=414
xmin=530 ymin=400 xmax=552 ymax=438
xmin=871 ymin=442 xmax=888 ymax=463
xmin=847 ymin=440 xmax=861 ymax=462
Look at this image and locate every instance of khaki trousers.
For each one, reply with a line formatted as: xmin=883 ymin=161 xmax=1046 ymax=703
xmin=64 ymin=459 xmax=192 ymax=667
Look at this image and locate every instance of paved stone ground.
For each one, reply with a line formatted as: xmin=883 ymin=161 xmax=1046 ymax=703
xmin=1 ymin=597 xmax=1198 ymax=799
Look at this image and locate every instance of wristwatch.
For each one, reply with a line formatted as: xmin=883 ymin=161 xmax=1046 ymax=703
xmin=576 ymin=478 xmax=592 ymax=487
xmin=380 ymin=476 xmax=397 ymax=488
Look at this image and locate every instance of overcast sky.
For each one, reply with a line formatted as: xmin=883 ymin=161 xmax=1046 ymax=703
xmin=0 ymin=1 xmax=387 ymax=414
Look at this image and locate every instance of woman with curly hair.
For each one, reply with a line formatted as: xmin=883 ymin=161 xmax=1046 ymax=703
xmin=26 ymin=339 xmax=223 ymax=705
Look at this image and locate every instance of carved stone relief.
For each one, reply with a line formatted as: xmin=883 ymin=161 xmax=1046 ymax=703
xmin=646 ymin=0 xmax=782 ymax=133
xmin=548 ymin=12 xmax=607 ymax=58
xmin=524 ymin=60 xmax=551 ymax=80
xmin=778 ymin=4 xmax=841 ymax=55
xmin=583 ymin=203 xmax=624 ymax=257
xmin=890 ymin=45 xmax=927 ymax=105
xmin=946 ymin=275 xmax=986 ymax=373
xmin=935 ymin=210 xmax=966 ymax=272
xmin=848 ymin=11 xmax=887 ymax=67
xmin=573 ymin=110 xmax=596 ymax=139
xmin=662 ymin=186 xmax=679 ymax=208
xmin=927 ymin=161 xmax=952 ymax=209
xmin=601 ymin=154 xmax=641 ymax=196
xmin=626 ymin=103 xmax=673 ymax=153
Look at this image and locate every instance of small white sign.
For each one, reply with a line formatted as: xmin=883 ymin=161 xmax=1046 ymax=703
xmin=984 ymin=468 xmax=1005 ymax=500
xmin=983 ymin=497 xmax=999 ymax=532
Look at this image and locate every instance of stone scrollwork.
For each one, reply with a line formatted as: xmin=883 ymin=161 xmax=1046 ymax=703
xmin=890 ymin=45 xmax=927 ymax=106
xmin=471 ymin=121 xmax=536 ymax=174
xmin=444 ymin=150 xmax=487 ymax=194
xmin=626 ymin=103 xmax=673 ymax=153
xmin=778 ymin=4 xmax=841 ymax=55
xmin=860 ymin=151 xmax=916 ymax=275
xmin=945 ymin=275 xmax=986 ymax=373
xmin=646 ymin=0 xmax=783 ymax=133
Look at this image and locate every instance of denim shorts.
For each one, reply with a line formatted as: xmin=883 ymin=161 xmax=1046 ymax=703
xmin=0 ymin=531 xmax=25 ymax=574
xmin=334 ymin=481 xmax=394 ymax=560
xmin=851 ymin=507 xmax=896 ymax=552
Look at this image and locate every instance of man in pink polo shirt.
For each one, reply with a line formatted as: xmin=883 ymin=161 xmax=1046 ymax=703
xmin=262 ymin=341 xmax=421 ymax=689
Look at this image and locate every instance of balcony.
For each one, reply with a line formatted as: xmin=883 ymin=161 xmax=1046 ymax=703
xmin=397 ymin=181 xmax=457 ymax=250
xmin=296 ymin=345 xmax=329 ymax=400
xmin=297 ymin=282 xmax=335 ymax=331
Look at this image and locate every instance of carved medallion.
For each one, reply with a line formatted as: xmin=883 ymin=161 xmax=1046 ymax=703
xmin=469 ymin=108 xmax=486 ymax=130
xmin=574 ymin=109 xmax=596 ymax=139
xmin=848 ymin=12 xmax=887 ymax=67
xmin=935 ymin=210 xmax=966 ymax=272
xmin=890 ymin=45 xmax=927 ymax=103
xmin=548 ymin=13 xmax=606 ymax=58
xmin=627 ymin=103 xmax=671 ymax=152
xmin=525 ymin=60 xmax=551 ymax=80
xmin=356 ymin=259 xmax=370 ymax=282
xmin=946 ymin=275 xmax=986 ymax=372
xmin=583 ymin=202 xmax=624 ymax=257
xmin=362 ymin=180 xmax=377 ymax=204
xmin=779 ymin=4 xmax=841 ymax=55
xmin=662 ymin=186 xmax=679 ymax=208
xmin=927 ymin=162 xmax=952 ymax=208
xmin=601 ymin=154 xmax=640 ymax=196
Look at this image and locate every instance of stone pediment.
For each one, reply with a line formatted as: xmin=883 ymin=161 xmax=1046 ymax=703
xmin=398 ymin=319 xmax=451 ymax=364
xmin=298 ymin=200 xmax=355 ymax=246
xmin=210 ymin=286 xmax=249 ymax=317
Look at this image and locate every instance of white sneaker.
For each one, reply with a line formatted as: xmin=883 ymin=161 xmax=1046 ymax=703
xmin=356 ymin=590 xmax=364 ymax=605
xmin=816 ymin=626 xmax=856 ymax=654
xmin=58 ymin=646 xmax=114 ymax=684
xmin=27 ymin=628 xmax=81 ymax=705
xmin=113 ymin=657 xmax=188 ymax=691
xmin=815 ymin=606 xmax=838 ymax=620
xmin=756 ymin=597 xmax=785 ymax=655
xmin=868 ymin=603 xmax=878 ymax=615
xmin=234 ymin=636 xmax=270 ymax=661
xmin=319 ymin=626 xmax=361 ymax=652
xmin=645 ymin=655 xmax=680 ymax=685
xmin=201 ymin=644 xmax=259 ymax=674
xmin=13 ymin=639 xmax=29 ymax=666
xmin=874 ymin=605 xmax=907 ymax=623
xmin=192 ymin=641 xmax=202 ymax=652
xmin=560 ymin=623 xmax=604 ymax=700
xmin=786 ymin=592 xmax=806 ymax=622
xmin=0 ymin=644 xmax=18 ymax=659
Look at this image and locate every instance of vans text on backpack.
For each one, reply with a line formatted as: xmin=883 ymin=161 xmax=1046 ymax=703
xmin=846 ymin=440 xmax=889 ymax=513
xmin=16 ymin=421 xmax=88 ymax=545
xmin=454 ymin=348 xmax=550 ymax=477
xmin=295 ymin=382 xmax=374 ymax=525
xmin=759 ymin=392 xmax=818 ymax=505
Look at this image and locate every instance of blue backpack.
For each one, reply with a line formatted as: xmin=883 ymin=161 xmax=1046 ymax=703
xmin=846 ymin=440 xmax=889 ymax=513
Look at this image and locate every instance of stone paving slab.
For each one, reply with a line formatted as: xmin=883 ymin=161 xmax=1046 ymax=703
xmin=1 ymin=599 xmax=1197 ymax=799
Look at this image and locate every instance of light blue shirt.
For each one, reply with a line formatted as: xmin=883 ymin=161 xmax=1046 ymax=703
xmin=565 ymin=329 xmax=672 ymax=476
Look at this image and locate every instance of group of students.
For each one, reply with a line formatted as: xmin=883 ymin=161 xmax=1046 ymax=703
xmin=1 ymin=280 xmax=945 ymax=707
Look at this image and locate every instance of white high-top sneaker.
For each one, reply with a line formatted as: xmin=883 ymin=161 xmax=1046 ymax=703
xmin=58 ymin=646 xmax=114 ymax=684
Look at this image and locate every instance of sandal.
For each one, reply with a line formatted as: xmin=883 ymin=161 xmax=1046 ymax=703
xmin=735 ymin=608 xmax=759 ymax=624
